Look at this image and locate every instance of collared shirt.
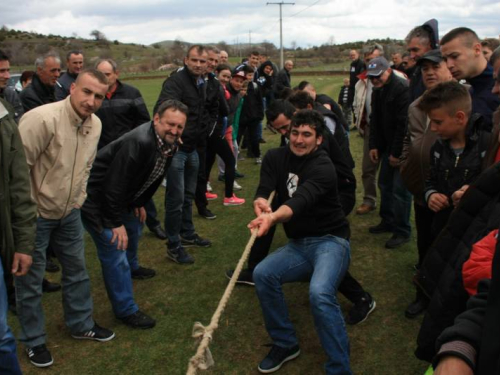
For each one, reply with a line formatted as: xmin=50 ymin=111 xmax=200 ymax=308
xmin=134 ymin=130 xmax=174 ymax=200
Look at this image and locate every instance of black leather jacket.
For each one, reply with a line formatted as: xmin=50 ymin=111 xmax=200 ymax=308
xmin=19 ymin=74 xmax=56 ymax=112
xmin=81 ymin=122 xmax=174 ymax=232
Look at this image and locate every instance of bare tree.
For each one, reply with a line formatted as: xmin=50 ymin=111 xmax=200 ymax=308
xmin=90 ymin=30 xmax=107 ymax=41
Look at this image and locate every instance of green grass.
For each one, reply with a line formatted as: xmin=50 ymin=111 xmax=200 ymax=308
xmin=9 ymin=75 xmax=429 ymax=375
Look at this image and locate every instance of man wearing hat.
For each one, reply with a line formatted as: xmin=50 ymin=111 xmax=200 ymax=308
xmin=400 ymin=49 xmax=453 ymax=318
xmin=367 ymin=56 xmax=412 ymax=249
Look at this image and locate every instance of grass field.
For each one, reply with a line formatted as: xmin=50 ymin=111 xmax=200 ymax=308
xmin=9 ymin=75 xmax=430 ymax=375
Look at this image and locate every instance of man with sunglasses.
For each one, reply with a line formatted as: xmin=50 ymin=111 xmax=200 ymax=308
xmin=367 ymin=57 xmax=412 ymax=249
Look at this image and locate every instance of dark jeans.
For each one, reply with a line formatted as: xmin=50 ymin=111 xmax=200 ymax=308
xmin=378 ymin=154 xmax=412 ymax=237
xmin=195 ymin=139 xmax=208 ymax=213
xmin=238 ymin=118 xmax=261 ymax=158
xmin=145 ymin=199 xmax=161 ymax=230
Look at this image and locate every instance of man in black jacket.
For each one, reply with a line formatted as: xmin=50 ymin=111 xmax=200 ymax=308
xmin=55 ymin=50 xmax=83 ymax=101
xmin=275 ymin=60 xmax=293 ymax=96
xmin=95 ymin=59 xmax=166 ymax=240
xmin=368 ymin=57 xmax=412 ymax=249
xmin=154 ymin=45 xmax=212 ymax=264
xmin=81 ymin=100 xmax=187 ymax=329
xmin=251 ymin=109 xmax=352 ymax=374
xmin=20 ymin=52 xmax=61 ymax=112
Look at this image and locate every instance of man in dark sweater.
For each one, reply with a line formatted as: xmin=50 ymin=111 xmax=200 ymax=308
xmin=251 ymin=109 xmax=352 ymax=374
xmin=55 ymin=50 xmax=83 ymax=101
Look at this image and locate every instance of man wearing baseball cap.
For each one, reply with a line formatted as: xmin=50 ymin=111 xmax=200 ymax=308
xmin=367 ymin=56 xmax=412 ymax=249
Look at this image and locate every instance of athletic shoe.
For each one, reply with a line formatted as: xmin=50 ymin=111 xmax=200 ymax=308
xmin=345 ymin=293 xmax=376 ymax=325
xmin=149 ymin=225 xmax=167 ymax=240
xmin=166 ymin=244 xmax=194 ymax=264
xmin=233 ymin=181 xmax=242 ymax=190
xmin=218 ymin=173 xmax=225 ymax=182
xmin=225 ymin=269 xmax=255 ymax=286
xmin=42 ymin=278 xmax=61 ymax=293
xmin=207 ymin=181 xmax=213 ymax=192
xmin=199 ymin=209 xmax=217 ymax=220
xmin=131 ymin=266 xmax=156 ymax=280
xmin=26 ymin=344 xmax=53 ymax=368
xmin=180 ymin=234 xmax=211 ymax=248
xmin=223 ymin=194 xmax=245 ymax=206
xmin=120 ymin=310 xmax=156 ymax=329
xmin=235 ymin=170 xmax=245 ymax=179
xmin=255 ymin=157 xmax=262 ymax=165
xmin=385 ymin=234 xmax=410 ymax=249
xmin=206 ymin=192 xmax=218 ymax=200
xmin=368 ymin=222 xmax=393 ymax=234
xmin=258 ymin=344 xmax=300 ymax=373
xmin=71 ymin=323 xmax=115 ymax=342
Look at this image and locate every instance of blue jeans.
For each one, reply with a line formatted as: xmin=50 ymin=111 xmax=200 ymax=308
xmin=82 ymin=211 xmax=142 ymax=318
xmin=253 ymin=235 xmax=352 ymax=375
xmin=15 ymin=209 xmax=94 ymax=348
xmin=164 ymin=150 xmax=199 ymax=244
xmin=378 ymin=153 xmax=412 ymax=237
xmin=0 ymin=261 xmax=22 ymax=374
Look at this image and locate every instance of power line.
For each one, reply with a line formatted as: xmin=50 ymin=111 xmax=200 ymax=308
xmin=288 ymin=0 xmax=321 ymax=18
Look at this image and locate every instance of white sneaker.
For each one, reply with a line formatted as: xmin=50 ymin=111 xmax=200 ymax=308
xmin=233 ymin=181 xmax=242 ymax=190
xmin=207 ymin=181 xmax=213 ymax=192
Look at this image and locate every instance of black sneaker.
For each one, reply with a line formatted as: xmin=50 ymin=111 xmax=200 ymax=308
xmin=131 ymin=266 xmax=156 ymax=279
xmin=385 ymin=234 xmax=410 ymax=249
xmin=120 ymin=310 xmax=156 ymax=329
xmin=199 ymin=209 xmax=217 ymax=220
xmin=42 ymin=278 xmax=61 ymax=293
xmin=368 ymin=222 xmax=393 ymax=234
xmin=225 ymin=269 xmax=255 ymax=286
xmin=45 ymin=258 xmax=60 ymax=273
xmin=234 ymin=170 xmax=245 ymax=179
xmin=258 ymin=344 xmax=300 ymax=373
xmin=71 ymin=323 xmax=115 ymax=342
xmin=180 ymin=234 xmax=211 ymax=248
xmin=26 ymin=344 xmax=53 ymax=368
xmin=166 ymin=244 xmax=194 ymax=264
xmin=345 ymin=293 xmax=376 ymax=325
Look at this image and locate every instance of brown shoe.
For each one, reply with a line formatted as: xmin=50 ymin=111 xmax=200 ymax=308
xmin=356 ymin=204 xmax=375 ymax=215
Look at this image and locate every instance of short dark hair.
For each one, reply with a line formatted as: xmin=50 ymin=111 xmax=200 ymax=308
xmin=418 ymin=81 xmax=472 ymax=117
xmin=20 ymin=70 xmax=35 ymax=84
xmin=266 ymin=99 xmax=296 ymax=123
xmin=481 ymin=38 xmax=500 ymax=51
xmin=75 ymin=68 xmax=109 ymax=86
xmin=216 ymin=64 xmax=231 ymax=74
xmin=441 ymin=27 xmax=480 ymax=48
xmin=297 ymin=81 xmax=311 ymax=91
xmin=278 ymin=87 xmax=293 ymax=100
xmin=0 ymin=49 xmax=9 ymax=62
xmin=288 ymin=91 xmax=314 ymax=110
xmin=291 ymin=109 xmax=326 ymax=138
xmin=491 ymin=46 xmax=500 ymax=67
xmin=66 ymin=50 xmax=83 ymax=61
xmin=187 ymin=45 xmax=206 ymax=58
xmin=156 ymin=99 xmax=189 ymax=117
xmin=250 ymin=50 xmax=260 ymax=57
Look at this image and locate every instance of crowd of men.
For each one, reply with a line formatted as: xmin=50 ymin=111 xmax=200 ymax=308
xmin=1 ymin=17 xmax=500 ymax=375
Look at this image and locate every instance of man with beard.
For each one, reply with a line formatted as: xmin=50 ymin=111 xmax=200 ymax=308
xmin=81 ymin=100 xmax=187 ymax=329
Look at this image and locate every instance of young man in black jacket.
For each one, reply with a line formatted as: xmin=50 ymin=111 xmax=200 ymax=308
xmin=251 ymin=109 xmax=352 ymax=374
xmin=154 ymin=45 xmax=212 ymax=264
xmin=368 ymin=57 xmax=413 ymax=249
xmin=81 ymin=100 xmax=187 ymax=329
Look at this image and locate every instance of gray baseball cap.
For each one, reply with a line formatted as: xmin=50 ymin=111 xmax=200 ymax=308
xmin=367 ymin=57 xmax=390 ymax=77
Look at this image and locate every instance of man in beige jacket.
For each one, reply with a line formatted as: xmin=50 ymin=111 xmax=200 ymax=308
xmin=15 ymin=69 xmax=115 ymax=368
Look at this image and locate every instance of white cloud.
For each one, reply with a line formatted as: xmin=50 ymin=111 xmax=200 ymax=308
xmin=3 ymin=0 xmax=500 ymax=47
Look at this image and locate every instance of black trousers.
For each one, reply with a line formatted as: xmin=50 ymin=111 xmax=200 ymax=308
xmin=238 ymin=118 xmax=261 ymax=158
xmin=195 ymin=138 xmax=209 ymax=213
xmin=205 ymin=134 xmax=236 ymax=198
xmin=413 ymin=202 xmax=436 ymax=267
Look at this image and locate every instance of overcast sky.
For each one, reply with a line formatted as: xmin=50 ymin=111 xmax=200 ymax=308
xmin=2 ymin=0 xmax=499 ymax=48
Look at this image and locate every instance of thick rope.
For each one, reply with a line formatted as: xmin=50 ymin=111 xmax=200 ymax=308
xmin=186 ymin=191 xmax=276 ymax=375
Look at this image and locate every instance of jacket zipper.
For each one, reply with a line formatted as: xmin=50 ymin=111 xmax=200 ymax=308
xmin=62 ymin=127 xmax=79 ymax=219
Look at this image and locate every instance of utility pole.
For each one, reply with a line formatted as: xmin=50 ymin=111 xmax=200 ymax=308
xmin=267 ymin=1 xmax=294 ymax=69
xmin=249 ymin=30 xmax=252 ymax=51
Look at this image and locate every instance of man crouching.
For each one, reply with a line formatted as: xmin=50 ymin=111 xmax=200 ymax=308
xmin=249 ymin=109 xmax=352 ymax=374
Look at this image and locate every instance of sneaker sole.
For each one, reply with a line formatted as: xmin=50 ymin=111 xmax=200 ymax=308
xmin=198 ymin=213 xmax=217 ymax=220
xmin=119 ymin=319 xmax=156 ymax=329
xmin=71 ymin=332 xmax=116 ymax=342
xmin=350 ymin=301 xmax=377 ymax=325
xmin=257 ymin=349 xmax=300 ymax=373
xmin=180 ymin=242 xmax=211 ymax=248
xmin=166 ymin=253 xmax=194 ymax=264
xmin=225 ymin=271 xmax=255 ymax=286
xmin=131 ymin=274 xmax=156 ymax=280
xmin=206 ymin=197 xmax=218 ymax=201
xmin=223 ymin=202 xmax=245 ymax=206
xmin=29 ymin=358 xmax=54 ymax=368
